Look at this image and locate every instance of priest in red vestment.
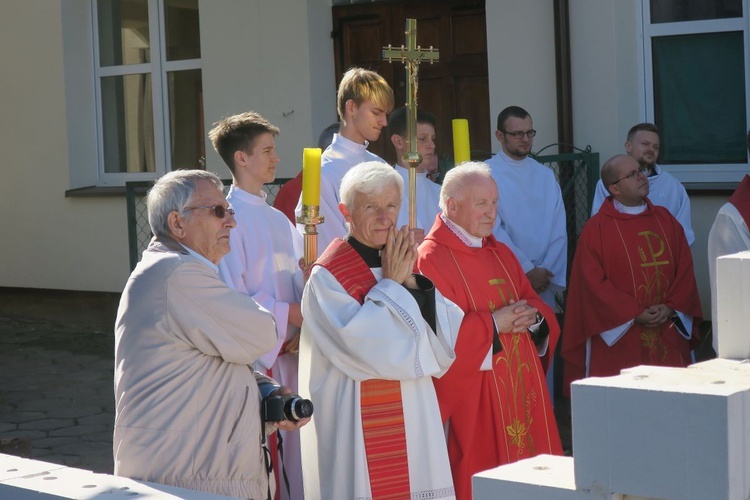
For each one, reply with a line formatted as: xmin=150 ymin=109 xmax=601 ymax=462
xmin=562 ymin=154 xmax=702 ymax=395
xmin=417 ymin=162 xmax=562 ymax=500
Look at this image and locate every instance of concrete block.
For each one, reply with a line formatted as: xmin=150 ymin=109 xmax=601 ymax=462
xmin=0 ymin=453 xmax=64 ymax=481
xmin=0 ymin=453 xmax=233 ymax=499
xmin=472 ymin=455 xmax=598 ymax=500
xmin=571 ymin=366 xmax=750 ymax=500
xmin=689 ymin=358 xmax=750 ymax=373
xmin=716 ymin=251 xmax=750 ymax=359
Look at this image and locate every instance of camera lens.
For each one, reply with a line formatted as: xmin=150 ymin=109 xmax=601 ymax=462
xmin=284 ymin=397 xmax=314 ymax=422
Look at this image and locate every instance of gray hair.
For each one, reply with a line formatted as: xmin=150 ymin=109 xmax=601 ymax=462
xmin=147 ymin=170 xmax=224 ymax=237
xmin=339 ymin=161 xmax=403 ymax=213
xmin=439 ymin=161 xmax=496 ymax=212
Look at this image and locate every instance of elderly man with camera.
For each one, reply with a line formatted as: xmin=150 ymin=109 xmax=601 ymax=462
xmin=113 ymin=169 xmax=309 ymax=499
xmin=299 ymin=161 xmax=463 ymax=500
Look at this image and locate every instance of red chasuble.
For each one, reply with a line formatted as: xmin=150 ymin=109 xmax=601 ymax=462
xmin=562 ymin=198 xmax=702 ymax=395
xmin=729 ymin=174 xmax=750 ymax=230
xmin=417 ymin=216 xmax=562 ymax=500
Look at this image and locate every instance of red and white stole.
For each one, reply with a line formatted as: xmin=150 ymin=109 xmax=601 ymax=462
xmin=316 ymin=240 xmax=412 ymax=499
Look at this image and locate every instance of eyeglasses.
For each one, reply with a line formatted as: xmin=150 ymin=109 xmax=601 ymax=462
xmin=182 ymin=204 xmax=235 ymax=219
xmin=611 ymin=167 xmax=648 ymax=185
xmin=502 ymin=129 xmax=537 ymax=139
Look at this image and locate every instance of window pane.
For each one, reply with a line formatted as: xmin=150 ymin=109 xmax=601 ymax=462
xmin=165 ymin=0 xmax=201 ymax=61
xmin=97 ymin=0 xmax=151 ymax=66
xmin=650 ymin=0 xmax=742 ymax=24
xmin=101 ymin=74 xmax=156 ymax=173
xmin=168 ymin=70 xmax=204 ymax=170
xmin=652 ymin=31 xmax=747 ymax=164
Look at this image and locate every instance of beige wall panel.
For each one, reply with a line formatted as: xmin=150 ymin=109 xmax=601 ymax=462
xmin=486 ymin=1 xmax=558 ymax=153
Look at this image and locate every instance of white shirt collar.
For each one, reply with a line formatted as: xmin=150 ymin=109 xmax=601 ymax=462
xmin=498 ymin=149 xmax=528 ymax=167
xmin=228 ymin=184 xmax=267 ymax=204
xmin=332 ymin=132 xmax=370 ymax=150
xmin=184 ymin=246 xmax=219 ymax=273
xmin=441 ymin=214 xmax=484 ymax=248
xmin=614 ymin=199 xmax=647 ymax=215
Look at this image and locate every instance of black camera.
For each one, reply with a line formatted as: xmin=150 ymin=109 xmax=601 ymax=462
xmin=262 ymin=394 xmax=314 ymax=423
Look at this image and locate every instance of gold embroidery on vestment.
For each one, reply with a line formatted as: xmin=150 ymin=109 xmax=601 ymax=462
xmin=488 ymin=278 xmax=508 ymax=306
xmin=451 ymin=247 xmax=551 ymax=458
xmin=638 ymin=231 xmax=669 ymax=267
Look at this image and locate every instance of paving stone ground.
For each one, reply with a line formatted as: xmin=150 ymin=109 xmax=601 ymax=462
xmin=0 ymin=288 xmax=119 ymax=474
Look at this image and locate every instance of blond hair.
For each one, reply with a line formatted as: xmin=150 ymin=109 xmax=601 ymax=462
xmin=337 ymin=68 xmax=394 ymax=123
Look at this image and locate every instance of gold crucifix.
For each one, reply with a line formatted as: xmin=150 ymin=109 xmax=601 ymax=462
xmin=383 ymin=19 xmax=439 ymax=228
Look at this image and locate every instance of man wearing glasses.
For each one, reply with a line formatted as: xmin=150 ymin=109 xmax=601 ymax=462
xmin=591 ymin=123 xmax=694 ymax=246
xmin=114 ymin=170 xmax=309 ymax=499
xmin=561 ymin=154 xmax=702 ymax=394
xmin=486 ymin=106 xmax=567 ymax=314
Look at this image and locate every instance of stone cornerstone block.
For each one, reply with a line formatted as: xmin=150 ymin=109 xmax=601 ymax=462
xmin=472 ymin=454 xmax=595 ymax=500
xmin=0 ymin=453 xmax=233 ymax=499
xmin=716 ymin=251 xmax=750 ymax=359
xmin=572 ymin=365 xmax=750 ymax=500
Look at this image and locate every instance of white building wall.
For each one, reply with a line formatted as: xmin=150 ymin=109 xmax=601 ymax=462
xmin=569 ymin=0 xmax=643 ymax=161
xmin=486 ymin=1 xmax=558 ymax=153
xmin=200 ymin=0 xmax=337 ymax=179
xmin=0 ymin=2 xmax=130 ymax=293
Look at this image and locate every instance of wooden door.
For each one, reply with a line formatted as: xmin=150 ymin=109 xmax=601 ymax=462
xmin=332 ymin=1 xmax=490 ymax=165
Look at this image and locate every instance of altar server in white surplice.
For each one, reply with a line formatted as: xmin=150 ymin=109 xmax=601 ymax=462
xmin=591 ymin=122 xmax=694 ymax=246
xmin=295 ymin=68 xmax=394 ymax=255
xmin=299 ymin=162 xmax=462 ymax=500
xmin=210 ymin=111 xmax=304 ymax=500
xmin=486 ymin=105 xmax=567 ymax=309
xmin=388 ymin=106 xmax=442 ymax=244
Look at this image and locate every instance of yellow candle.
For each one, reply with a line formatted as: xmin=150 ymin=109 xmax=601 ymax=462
xmin=301 ymin=147 xmax=322 ymax=206
xmin=452 ymin=119 xmax=471 ymax=165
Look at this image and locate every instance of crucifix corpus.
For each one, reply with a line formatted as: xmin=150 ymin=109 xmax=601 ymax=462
xmin=383 ymin=19 xmax=439 ymax=229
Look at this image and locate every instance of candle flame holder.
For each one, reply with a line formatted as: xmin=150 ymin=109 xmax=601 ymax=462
xmin=297 ymin=204 xmax=324 ymax=268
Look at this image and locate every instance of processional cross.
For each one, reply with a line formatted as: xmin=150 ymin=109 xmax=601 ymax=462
xmin=383 ymin=19 xmax=439 ymax=228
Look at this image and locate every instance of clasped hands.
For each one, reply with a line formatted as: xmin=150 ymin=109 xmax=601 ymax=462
xmin=382 ymin=225 xmax=419 ymax=289
xmin=492 ymin=299 xmax=538 ymax=333
xmin=635 ymin=304 xmax=674 ymax=328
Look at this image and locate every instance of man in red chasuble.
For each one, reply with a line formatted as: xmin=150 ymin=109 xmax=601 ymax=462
xmin=562 ymin=154 xmax=702 ymax=395
xmin=417 ymin=162 xmax=562 ymax=500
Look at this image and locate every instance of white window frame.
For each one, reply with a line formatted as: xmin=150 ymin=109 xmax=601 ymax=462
xmin=91 ymin=0 xmax=202 ymax=186
xmin=641 ymin=0 xmax=750 ymax=183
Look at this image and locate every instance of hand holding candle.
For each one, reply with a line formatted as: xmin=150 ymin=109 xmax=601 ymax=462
xmin=301 ymin=148 xmax=322 ymax=206
xmin=452 ymin=119 xmax=471 ymax=165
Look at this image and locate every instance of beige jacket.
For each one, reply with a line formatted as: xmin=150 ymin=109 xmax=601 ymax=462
xmin=114 ymin=236 xmax=277 ymax=499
